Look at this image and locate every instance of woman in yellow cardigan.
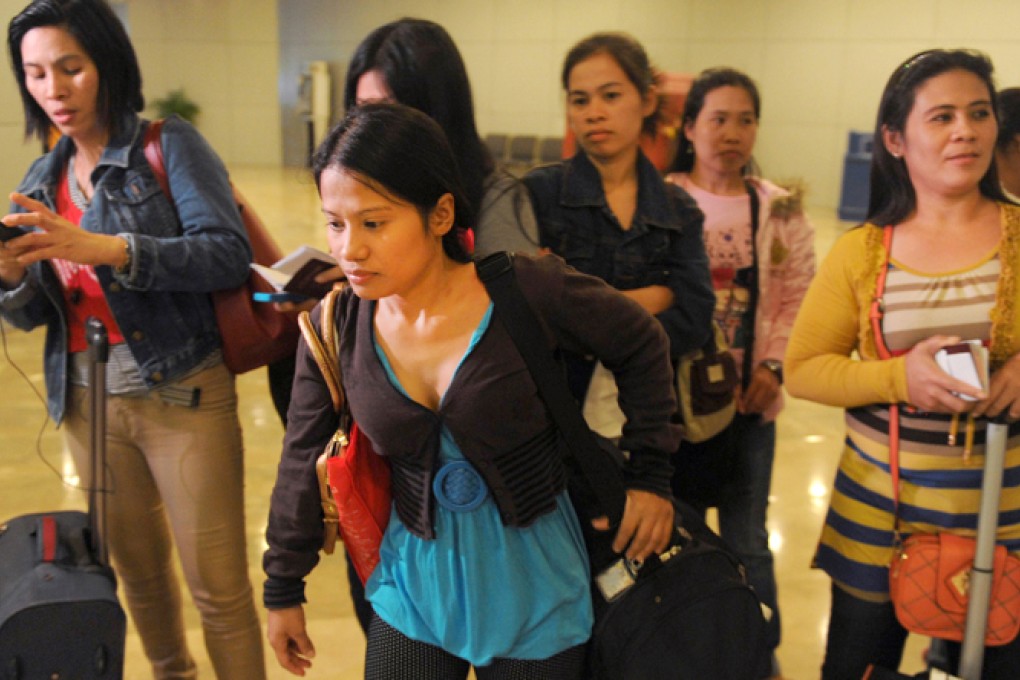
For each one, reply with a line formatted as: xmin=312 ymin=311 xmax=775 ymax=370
xmin=786 ymin=49 xmax=1020 ymax=680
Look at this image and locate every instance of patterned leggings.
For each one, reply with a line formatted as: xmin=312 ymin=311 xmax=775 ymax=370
xmin=364 ymin=617 xmax=587 ymax=680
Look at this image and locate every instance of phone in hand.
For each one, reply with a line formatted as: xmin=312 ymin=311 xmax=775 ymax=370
xmin=595 ymin=557 xmax=643 ymax=602
xmin=252 ymin=291 xmax=310 ymax=304
xmin=935 ymin=340 xmax=989 ymax=401
xmin=0 ymin=225 xmax=28 ymax=243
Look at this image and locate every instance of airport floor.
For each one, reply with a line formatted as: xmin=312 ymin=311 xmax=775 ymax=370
xmin=0 ymin=165 xmax=929 ymax=679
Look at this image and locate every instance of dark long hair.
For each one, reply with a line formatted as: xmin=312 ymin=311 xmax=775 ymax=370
xmin=669 ymin=67 xmax=762 ymax=175
xmin=8 ymin=0 xmax=143 ymax=143
xmin=561 ymin=32 xmax=658 ymax=136
xmin=342 ymin=19 xmax=493 ymax=222
xmin=313 ymin=103 xmax=474 ymax=264
xmin=997 ymin=87 xmax=1020 ymax=151
xmin=868 ymin=49 xmax=1006 ymax=226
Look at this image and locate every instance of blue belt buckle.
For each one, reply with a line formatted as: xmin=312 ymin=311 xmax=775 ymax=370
xmin=433 ymin=460 xmax=488 ymax=512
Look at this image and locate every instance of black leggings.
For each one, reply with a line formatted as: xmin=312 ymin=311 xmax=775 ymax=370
xmin=364 ymin=616 xmax=587 ymax=680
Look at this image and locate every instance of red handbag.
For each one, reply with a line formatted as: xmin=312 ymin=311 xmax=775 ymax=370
xmin=143 ymin=119 xmax=299 ymax=374
xmin=325 ymin=422 xmax=391 ymax=584
xmin=301 ymin=289 xmax=391 ymax=585
xmin=889 ymin=533 xmax=1020 ymax=645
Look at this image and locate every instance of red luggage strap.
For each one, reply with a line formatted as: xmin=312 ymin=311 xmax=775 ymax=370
xmin=41 ymin=515 xmax=58 ymax=563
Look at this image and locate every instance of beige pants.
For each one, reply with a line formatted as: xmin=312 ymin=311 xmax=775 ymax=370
xmin=65 ymin=363 xmax=265 ymax=680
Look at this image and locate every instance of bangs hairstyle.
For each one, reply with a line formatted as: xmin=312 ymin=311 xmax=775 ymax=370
xmin=868 ymin=49 xmax=1006 ymax=227
xmin=342 ymin=18 xmax=493 ymax=219
xmin=670 ymin=67 xmax=762 ymax=175
xmin=312 ymin=103 xmax=475 ymax=264
xmin=561 ymin=32 xmax=658 ymax=136
xmin=8 ymin=0 xmax=143 ymax=143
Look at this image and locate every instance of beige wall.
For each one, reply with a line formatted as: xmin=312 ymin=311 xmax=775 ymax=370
xmin=3 ymin=0 xmax=1020 ymax=209
xmin=0 ymin=0 xmax=281 ymax=195
xmin=437 ymin=0 xmax=1020 ymax=209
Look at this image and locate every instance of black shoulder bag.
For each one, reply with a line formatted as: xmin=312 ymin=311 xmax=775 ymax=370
xmin=476 ymin=252 xmax=770 ymax=680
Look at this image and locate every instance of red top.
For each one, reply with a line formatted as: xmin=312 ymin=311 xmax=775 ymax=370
xmin=53 ymin=169 xmax=125 ymax=352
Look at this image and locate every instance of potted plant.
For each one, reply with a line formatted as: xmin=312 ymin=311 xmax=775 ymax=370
xmin=151 ymin=88 xmax=200 ymax=124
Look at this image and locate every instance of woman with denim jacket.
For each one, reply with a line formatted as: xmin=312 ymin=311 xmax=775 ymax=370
xmin=0 ymin=1 xmax=265 ymax=677
xmin=664 ymin=67 xmax=816 ymax=680
xmin=523 ymin=33 xmax=714 ymax=415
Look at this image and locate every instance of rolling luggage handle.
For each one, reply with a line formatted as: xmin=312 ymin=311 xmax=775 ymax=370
xmin=959 ymin=416 xmax=1010 ymax=680
xmin=85 ymin=317 xmax=110 ymax=567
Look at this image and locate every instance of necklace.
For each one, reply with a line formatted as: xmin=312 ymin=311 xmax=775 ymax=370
xmin=67 ymin=154 xmax=90 ymax=210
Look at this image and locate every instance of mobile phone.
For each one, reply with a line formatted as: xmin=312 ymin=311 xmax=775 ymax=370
xmin=252 ymin=291 xmax=309 ymax=304
xmin=595 ymin=557 xmax=642 ymax=602
xmin=935 ymin=340 xmax=988 ymax=401
xmin=0 ymin=225 xmax=28 ymax=243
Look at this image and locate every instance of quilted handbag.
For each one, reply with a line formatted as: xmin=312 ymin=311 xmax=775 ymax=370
xmin=889 ymin=533 xmax=1020 ymax=645
xmin=300 ymin=289 xmax=391 ymax=585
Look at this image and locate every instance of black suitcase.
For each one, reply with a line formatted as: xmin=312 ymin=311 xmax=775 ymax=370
xmin=0 ymin=318 xmax=125 ymax=679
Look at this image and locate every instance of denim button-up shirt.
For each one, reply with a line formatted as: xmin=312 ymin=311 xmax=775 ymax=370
xmin=523 ymin=151 xmax=714 ymax=357
xmin=0 ymin=114 xmax=251 ymax=423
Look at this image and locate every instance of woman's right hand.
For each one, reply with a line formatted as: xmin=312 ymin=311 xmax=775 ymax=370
xmin=267 ymin=606 xmax=316 ymax=676
xmin=904 ymin=335 xmax=985 ymax=412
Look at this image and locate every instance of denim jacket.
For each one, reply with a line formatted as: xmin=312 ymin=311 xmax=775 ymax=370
xmin=0 ymin=113 xmax=251 ymax=423
xmin=523 ymin=150 xmax=714 ymax=357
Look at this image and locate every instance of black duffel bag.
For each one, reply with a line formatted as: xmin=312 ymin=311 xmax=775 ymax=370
xmin=584 ymin=497 xmax=771 ymax=680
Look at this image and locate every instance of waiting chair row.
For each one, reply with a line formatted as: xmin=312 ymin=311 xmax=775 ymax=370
xmin=484 ymin=134 xmax=565 ymax=175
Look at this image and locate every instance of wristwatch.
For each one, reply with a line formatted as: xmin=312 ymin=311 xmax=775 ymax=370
xmin=760 ymin=359 xmax=783 ymax=385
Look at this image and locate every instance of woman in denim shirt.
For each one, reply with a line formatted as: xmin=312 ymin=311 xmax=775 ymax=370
xmin=0 ymin=1 xmax=265 ymax=677
xmin=524 ymin=33 xmax=714 ymax=412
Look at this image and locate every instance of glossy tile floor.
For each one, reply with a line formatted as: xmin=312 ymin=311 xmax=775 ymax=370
xmin=0 ymin=166 xmax=929 ymax=679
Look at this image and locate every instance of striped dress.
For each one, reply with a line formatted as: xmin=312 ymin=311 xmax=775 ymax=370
xmin=815 ymin=251 xmax=1020 ymax=601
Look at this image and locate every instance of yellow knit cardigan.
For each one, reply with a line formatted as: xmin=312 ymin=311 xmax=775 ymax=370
xmin=786 ymin=202 xmax=1020 ymax=408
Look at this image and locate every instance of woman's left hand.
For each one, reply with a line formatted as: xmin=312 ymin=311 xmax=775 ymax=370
xmin=3 ymin=192 xmax=127 ymax=268
xmin=971 ymin=352 xmax=1020 ymax=421
xmin=592 ymin=489 xmax=674 ymax=563
xmin=737 ymin=365 xmax=781 ymax=415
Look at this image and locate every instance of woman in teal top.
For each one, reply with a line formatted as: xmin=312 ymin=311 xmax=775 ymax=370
xmin=369 ymin=305 xmax=592 ymax=665
xmin=263 ymin=104 xmax=681 ymax=679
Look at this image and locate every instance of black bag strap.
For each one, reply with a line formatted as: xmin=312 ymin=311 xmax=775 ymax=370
xmin=741 ymin=180 xmax=761 ymax=385
xmin=476 ymin=252 xmax=627 ymax=527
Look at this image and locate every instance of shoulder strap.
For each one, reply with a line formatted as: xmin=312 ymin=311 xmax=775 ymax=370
xmin=298 ymin=288 xmax=344 ymax=412
xmin=476 ymin=252 xmax=626 ymax=526
xmin=141 ymin=119 xmax=284 ymax=268
xmin=142 ymin=119 xmax=171 ymax=198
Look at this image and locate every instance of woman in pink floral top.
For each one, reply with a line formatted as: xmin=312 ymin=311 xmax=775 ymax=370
xmin=665 ymin=67 xmax=816 ymax=679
